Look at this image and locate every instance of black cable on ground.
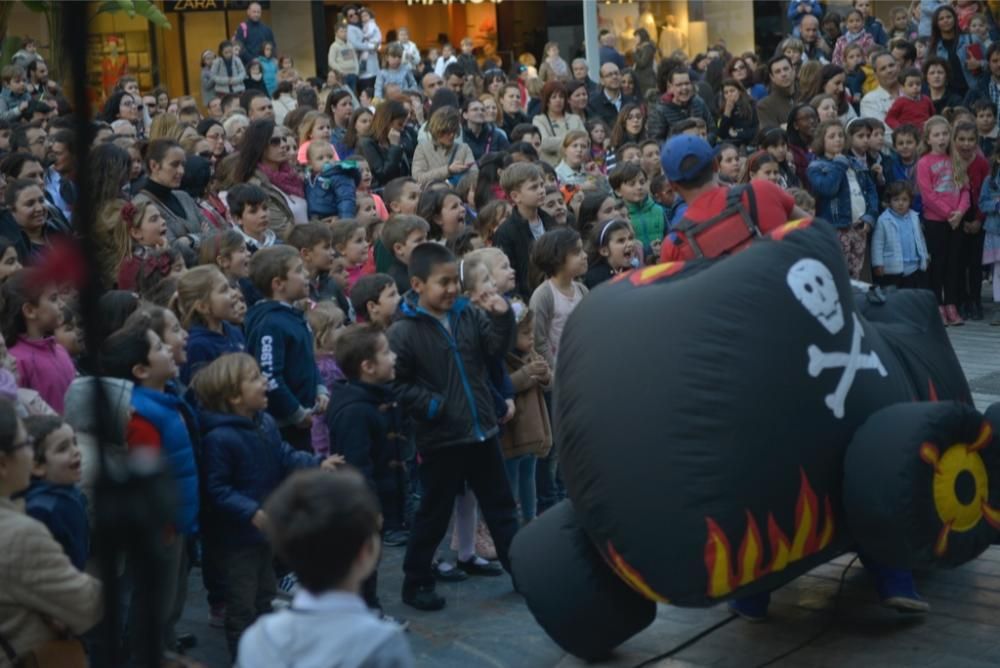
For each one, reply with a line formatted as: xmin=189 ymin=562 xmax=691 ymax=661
xmin=630 ymin=556 xmax=859 ymax=668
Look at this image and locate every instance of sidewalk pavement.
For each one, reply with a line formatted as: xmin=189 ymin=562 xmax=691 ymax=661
xmin=179 ymin=304 xmax=1000 ymax=668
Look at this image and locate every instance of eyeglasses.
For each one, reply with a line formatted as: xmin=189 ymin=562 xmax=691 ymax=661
xmin=268 ymin=136 xmax=283 ymax=146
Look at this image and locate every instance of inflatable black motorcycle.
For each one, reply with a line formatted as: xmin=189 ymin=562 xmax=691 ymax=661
xmin=509 ymin=219 xmax=1000 ymax=660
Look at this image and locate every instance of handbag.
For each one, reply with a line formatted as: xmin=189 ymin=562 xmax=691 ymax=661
xmin=0 ymin=628 xmax=87 ymax=668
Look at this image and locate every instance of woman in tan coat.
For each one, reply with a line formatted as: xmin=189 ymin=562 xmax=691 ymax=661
xmin=532 ymin=80 xmax=586 ymax=166
xmin=0 ymin=399 xmax=101 ymax=667
xmin=411 ymin=106 xmax=478 ymax=186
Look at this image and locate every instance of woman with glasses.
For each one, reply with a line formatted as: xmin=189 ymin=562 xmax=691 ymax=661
xmin=234 ymin=119 xmax=306 ymax=237
xmin=101 ymin=90 xmax=143 ymax=138
xmin=0 ymin=398 xmax=102 ymax=666
xmin=726 ymin=56 xmax=766 ymax=101
xmin=532 ymin=81 xmax=586 ymax=165
xmin=196 ymin=118 xmax=228 ymax=162
xmin=608 ymin=103 xmax=646 ymax=151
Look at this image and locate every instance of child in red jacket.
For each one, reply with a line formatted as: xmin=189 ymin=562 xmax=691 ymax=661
xmin=885 ymin=68 xmax=934 ymax=132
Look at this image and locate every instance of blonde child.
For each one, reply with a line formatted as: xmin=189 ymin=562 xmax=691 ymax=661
xmin=109 ymin=199 xmax=168 ymax=290
xmin=528 ymin=228 xmax=588 ymax=375
xmin=307 ymin=301 xmax=346 ymax=456
xmin=917 ymin=115 xmax=970 ymax=325
xmin=355 ymin=157 xmax=389 ymax=219
xmin=554 ymin=130 xmax=594 ymax=188
xmin=305 ymin=140 xmax=358 ymax=220
xmin=296 ymin=111 xmax=335 ymax=165
xmin=466 ymin=246 xmax=517 ymax=297
xmin=176 ymin=265 xmax=244 ymax=386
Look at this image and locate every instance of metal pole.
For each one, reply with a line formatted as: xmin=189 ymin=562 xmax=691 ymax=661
xmin=582 ymin=0 xmax=600 ymax=80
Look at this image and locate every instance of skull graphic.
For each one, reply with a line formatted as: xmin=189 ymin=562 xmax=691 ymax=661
xmin=787 ymin=259 xmax=844 ymax=335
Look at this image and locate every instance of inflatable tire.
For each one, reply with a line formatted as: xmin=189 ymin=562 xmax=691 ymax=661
xmin=844 ymin=401 xmax=1000 ymax=569
xmin=510 ymin=500 xmax=656 ymax=661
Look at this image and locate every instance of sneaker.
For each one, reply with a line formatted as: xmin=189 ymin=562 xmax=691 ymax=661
xmin=433 ymin=560 xmax=468 ymax=582
xmin=402 ymin=585 xmax=446 ymax=611
xmin=378 ymin=610 xmax=411 ymax=632
xmin=939 ymin=306 xmax=949 ymax=326
xmin=475 ymin=521 xmax=497 ymax=560
xmin=457 ymin=556 xmax=503 ymax=576
xmin=277 ymin=572 xmax=300 ymax=598
xmin=383 ymin=529 xmax=409 ymax=547
xmin=727 ymin=591 xmax=771 ymax=622
xmin=208 ymin=604 xmax=225 ymax=629
xmin=945 ymin=304 xmax=965 ymax=326
xmin=873 ymin=567 xmax=930 ymax=614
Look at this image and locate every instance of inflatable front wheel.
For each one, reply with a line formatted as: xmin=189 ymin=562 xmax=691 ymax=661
xmin=510 ymin=500 xmax=657 ymax=660
xmin=844 ymin=401 xmax=1000 ymax=569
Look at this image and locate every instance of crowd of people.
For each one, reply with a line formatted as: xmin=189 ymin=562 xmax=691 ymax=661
xmin=1 ymin=0 xmax=1000 ymax=665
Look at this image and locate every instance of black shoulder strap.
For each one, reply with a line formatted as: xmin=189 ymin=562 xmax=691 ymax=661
xmin=672 ymin=184 xmax=763 ymax=259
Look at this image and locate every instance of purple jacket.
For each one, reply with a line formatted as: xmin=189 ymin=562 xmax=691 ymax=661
xmin=311 ymin=354 xmax=346 ymax=455
xmin=10 ymin=337 xmax=75 ymax=413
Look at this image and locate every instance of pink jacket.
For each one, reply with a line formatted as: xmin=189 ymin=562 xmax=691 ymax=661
xmin=832 ymin=32 xmax=876 ymax=67
xmin=10 ymin=337 xmax=76 ymax=414
xmin=916 ymin=153 xmax=971 ymax=222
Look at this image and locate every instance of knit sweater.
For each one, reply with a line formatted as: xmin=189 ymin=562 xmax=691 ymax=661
xmin=916 ymin=153 xmax=970 ymax=222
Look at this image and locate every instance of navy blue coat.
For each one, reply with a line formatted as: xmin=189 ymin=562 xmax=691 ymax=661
xmin=25 ymin=480 xmax=89 ymax=571
xmin=181 ymin=322 xmax=245 ymax=386
xmin=201 ymin=410 xmax=317 ymax=547
xmin=326 ymin=380 xmax=406 ymax=502
xmin=245 ymin=300 xmax=321 ymax=426
xmin=305 ymin=163 xmax=358 ymax=220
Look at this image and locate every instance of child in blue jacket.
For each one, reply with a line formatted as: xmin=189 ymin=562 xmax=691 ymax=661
xmin=304 ymin=140 xmax=358 ymax=220
xmin=193 ymin=352 xmax=341 ymax=658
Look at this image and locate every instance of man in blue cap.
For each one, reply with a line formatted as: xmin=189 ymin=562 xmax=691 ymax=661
xmin=659 ymin=134 xmax=807 ymax=262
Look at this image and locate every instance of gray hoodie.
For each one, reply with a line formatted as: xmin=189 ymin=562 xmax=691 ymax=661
xmin=236 ymin=591 xmax=413 ymax=668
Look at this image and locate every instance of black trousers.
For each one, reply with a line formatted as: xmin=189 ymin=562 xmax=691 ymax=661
xmin=402 ymin=437 xmax=519 ymax=590
xmin=874 ymin=270 xmax=927 ymax=290
xmin=960 ymin=230 xmax=985 ymax=306
xmin=923 ymin=218 xmax=963 ymax=305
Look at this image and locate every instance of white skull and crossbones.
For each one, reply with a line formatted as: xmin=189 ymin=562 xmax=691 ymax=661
xmin=787 ymin=259 xmax=887 ymax=418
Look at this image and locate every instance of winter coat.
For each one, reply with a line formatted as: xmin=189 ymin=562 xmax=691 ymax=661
xmin=647 ymin=93 xmax=715 ymax=143
xmin=245 ymin=300 xmax=324 ymax=427
xmin=933 ymin=33 xmax=986 ymax=93
xmin=532 ymin=112 xmax=586 ymax=165
xmin=210 ymin=56 xmax=247 ymax=95
xmin=326 ymin=380 xmax=407 ymax=499
xmin=0 ymin=497 xmax=102 ymax=665
xmin=411 ymin=139 xmax=477 ymax=185
xmin=24 ymin=481 xmax=89 ymax=572
xmin=249 ymin=169 xmax=296 ymax=238
xmin=305 ymin=164 xmax=358 ymax=220
xmin=387 ymin=291 xmax=515 ymax=454
xmin=201 ymin=410 xmax=317 ymax=547
xmin=625 ymin=195 xmax=666 ymax=250
xmin=375 ymin=66 xmax=417 ymax=99
xmin=807 ymin=154 xmax=879 ymax=228
xmin=632 ymin=42 xmax=657 ymax=96
xmin=132 ymin=186 xmax=205 ymax=247
xmin=180 ymin=322 xmax=245 ymax=387
xmin=501 ymin=350 xmax=552 ymax=459
xmin=872 ymin=208 xmax=929 ymax=275
xmin=717 ymin=105 xmax=759 ymax=147
xmin=9 ymin=337 xmax=75 ymax=414
xmin=233 ymin=18 xmax=276 ymax=65
xmin=0 ymin=87 xmax=30 ymax=122
xmin=462 ymin=123 xmax=511 ymax=161
xmin=493 ymin=207 xmax=557 ymax=302
xmin=586 ymin=91 xmax=636 ymax=128
xmin=129 ymin=386 xmax=200 ymax=535
xmin=358 ymin=136 xmax=409 ymax=188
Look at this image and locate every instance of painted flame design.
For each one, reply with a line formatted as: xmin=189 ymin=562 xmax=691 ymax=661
xmin=704 ymin=468 xmax=835 ymax=598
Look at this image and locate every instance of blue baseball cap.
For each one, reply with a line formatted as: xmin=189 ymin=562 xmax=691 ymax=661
xmin=660 ymin=135 xmax=718 ymax=183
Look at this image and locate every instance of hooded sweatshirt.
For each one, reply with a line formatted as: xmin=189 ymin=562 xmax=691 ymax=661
xmin=245 ymin=300 xmax=324 ymax=426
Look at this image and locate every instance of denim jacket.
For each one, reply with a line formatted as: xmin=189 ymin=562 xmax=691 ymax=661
xmin=807 ymin=155 xmax=878 ymax=229
xmin=979 ymin=172 xmax=1000 ymax=236
xmin=934 ymin=33 xmax=986 ymax=93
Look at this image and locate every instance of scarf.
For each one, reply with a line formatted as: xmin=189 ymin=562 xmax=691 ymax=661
xmin=843 ymin=29 xmax=866 ymax=44
xmin=258 ymin=161 xmax=305 ymax=198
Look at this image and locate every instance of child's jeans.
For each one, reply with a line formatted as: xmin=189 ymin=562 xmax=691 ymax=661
xmin=504 ymin=454 xmax=537 ymax=524
xmin=222 ymin=542 xmax=276 ymax=659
